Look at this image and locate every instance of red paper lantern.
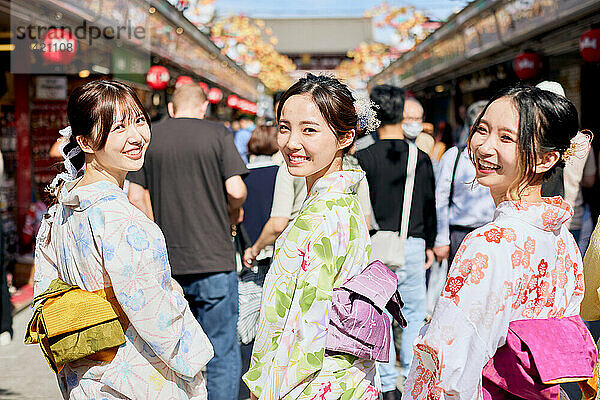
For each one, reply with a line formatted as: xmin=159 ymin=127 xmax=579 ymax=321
xmin=146 ymin=65 xmax=170 ymax=90
xmin=42 ymin=28 xmax=77 ymax=64
xmin=513 ymin=52 xmax=542 ymax=80
xmin=208 ymin=87 xmax=223 ymax=104
xmin=227 ymin=95 xmax=239 ymax=108
xmin=198 ymin=82 xmax=209 ymax=94
xmin=176 ymin=76 xmax=194 ymax=88
xmin=580 ymin=29 xmax=600 ymax=63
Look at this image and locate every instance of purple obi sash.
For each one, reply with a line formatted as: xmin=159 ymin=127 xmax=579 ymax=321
xmin=325 ymin=260 xmax=406 ymax=362
xmin=482 ymin=315 xmax=597 ymax=400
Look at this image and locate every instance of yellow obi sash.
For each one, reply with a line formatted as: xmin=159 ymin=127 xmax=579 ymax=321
xmin=24 ymin=278 xmax=129 ymax=374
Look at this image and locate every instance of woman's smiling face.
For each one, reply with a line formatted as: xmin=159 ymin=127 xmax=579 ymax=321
xmin=469 ymin=96 xmax=520 ymax=202
xmin=277 ymin=94 xmax=346 ymax=186
xmin=91 ymin=104 xmax=151 ymax=176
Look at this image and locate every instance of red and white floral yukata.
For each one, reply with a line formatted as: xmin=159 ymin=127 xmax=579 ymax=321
xmin=402 ymin=197 xmax=584 ymax=400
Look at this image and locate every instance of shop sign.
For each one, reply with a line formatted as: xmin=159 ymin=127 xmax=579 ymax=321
xmin=146 ymin=65 xmax=170 ymax=90
xmin=42 ymin=28 xmax=78 ymax=64
xmin=175 ymin=76 xmax=194 ymax=88
xmin=208 ymin=88 xmax=223 ymax=104
xmin=580 ymin=29 xmax=600 ymax=63
xmin=36 ymin=76 xmax=67 ymax=100
xmin=513 ymin=52 xmax=541 ymax=80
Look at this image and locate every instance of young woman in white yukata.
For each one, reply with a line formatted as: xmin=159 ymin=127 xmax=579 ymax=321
xmin=33 ymin=80 xmax=213 ymax=399
xmin=242 ymin=74 xmax=383 ymax=399
xmin=403 ymin=86 xmax=595 ymax=399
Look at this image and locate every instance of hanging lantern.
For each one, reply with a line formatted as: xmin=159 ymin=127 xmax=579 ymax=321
xmin=208 ymin=87 xmax=223 ymax=104
xmin=175 ymin=76 xmax=194 ymax=88
xmin=146 ymin=65 xmax=170 ymax=90
xmin=42 ymin=28 xmax=77 ymax=64
xmin=513 ymin=52 xmax=541 ymax=80
xmin=227 ymin=94 xmax=239 ymax=108
xmin=198 ymin=82 xmax=209 ymax=94
xmin=580 ymin=29 xmax=600 ymax=63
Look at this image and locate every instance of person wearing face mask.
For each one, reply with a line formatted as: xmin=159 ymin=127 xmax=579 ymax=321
xmin=356 ymin=85 xmax=437 ymax=398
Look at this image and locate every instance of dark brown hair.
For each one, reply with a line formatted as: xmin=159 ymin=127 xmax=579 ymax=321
xmin=468 ymin=85 xmax=579 ymax=197
xmin=276 ymin=74 xmax=360 ymax=153
xmin=247 ymin=121 xmax=278 ymax=156
xmin=64 ymin=80 xmax=150 ymax=170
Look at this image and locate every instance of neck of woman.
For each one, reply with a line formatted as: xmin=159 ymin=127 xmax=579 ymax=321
xmin=305 ymin=155 xmax=344 ymax=194
xmin=76 ymin=158 xmax=125 ymax=189
xmin=491 ymin=182 xmax=543 ymax=206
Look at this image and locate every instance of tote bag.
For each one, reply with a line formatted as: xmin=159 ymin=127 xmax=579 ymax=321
xmin=370 ymin=141 xmax=418 ymax=269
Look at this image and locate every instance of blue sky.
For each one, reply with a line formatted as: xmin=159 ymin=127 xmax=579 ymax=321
xmin=213 ymin=0 xmax=470 ymax=22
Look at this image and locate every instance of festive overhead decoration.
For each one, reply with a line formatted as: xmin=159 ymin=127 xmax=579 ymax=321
xmin=580 ymin=29 xmax=600 ymax=63
xmin=513 ymin=52 xmax=542 ymax=80
xmin=210 ymin=15 xmax=295 ymax=90
xmin=146 ymin=65 xmax=170 ymax=90
xmin=176 ymin=76 xmax=195 ymax=87
xmin=198 ymin=82 xmax=209 ymax=94
xmin=335 ymin=3 xmax=440 ymax=88
xmin=208 ymin=87 xmax=223 ymax=103
xmin=42 ymin=28 xmax=78 ymax=64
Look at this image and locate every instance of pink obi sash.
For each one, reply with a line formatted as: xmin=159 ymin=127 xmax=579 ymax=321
xmin=325 ymin=260 xmax=406 ymax=362
xmin=482 ymin=315 xmax=597 ymax=400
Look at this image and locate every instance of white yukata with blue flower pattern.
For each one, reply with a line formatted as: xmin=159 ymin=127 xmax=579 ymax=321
xmin=34 ymin=179 xmax=214 ymax=400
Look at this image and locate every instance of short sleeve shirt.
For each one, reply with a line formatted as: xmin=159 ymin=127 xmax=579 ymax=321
xmin=127 ymin=117 xmax=248 ymax=275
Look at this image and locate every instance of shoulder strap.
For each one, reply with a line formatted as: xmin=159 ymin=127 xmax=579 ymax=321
xmin=449 ymin=146 xmax=466 ymax=208
xmin=399 ymin=141 xmax=418 ymax=242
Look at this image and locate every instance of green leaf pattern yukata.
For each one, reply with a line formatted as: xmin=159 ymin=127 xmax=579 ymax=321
xmin=243 ymin=170 xmax=382 ymax=400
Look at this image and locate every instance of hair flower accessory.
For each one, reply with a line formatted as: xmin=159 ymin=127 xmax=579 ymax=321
xmin=59 ymin=126 xmax=72 ymax=138
xmin=353 ymin=94 xmax=380 ymax=132
xmin=562 ymin=129 xmax=593 ymax=163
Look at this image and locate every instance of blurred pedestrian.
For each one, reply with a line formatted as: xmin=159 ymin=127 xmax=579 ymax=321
xmin=30 ymin=80 xmax=213 ymax=399
xmin=237 ymin=120 xmax=280 ymax=400
xmin=243 ymin=74 xmax=381 ymax=399
xmin=128 ymin=83 xmax=248 ymax=400
xmin=404 ymin=86 xmax=595 ymax=399
xmin=0 ymin=147 xmax=11 ymax=346
xmin=433 ymin=100 xmax=495 ymax=267
xmin=357 ymin=84 xmax=436 ymax=398
xmin=235 ymin=116 xmax=256 ymax=163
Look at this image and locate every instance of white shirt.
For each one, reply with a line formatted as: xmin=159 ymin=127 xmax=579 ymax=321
xmin=434 ymin=146 xmax=495 ymax=247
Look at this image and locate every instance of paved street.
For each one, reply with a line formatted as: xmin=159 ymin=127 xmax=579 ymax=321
xmin=0 ymin=308 xmax=62 ymax=399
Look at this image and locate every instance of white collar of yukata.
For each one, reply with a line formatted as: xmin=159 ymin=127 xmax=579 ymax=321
xmin=494 ymin=196 xmax=574 ymax=232
xmin=58 ymin=179 xmax=125 ymax=211
xmin=307 ymin=169 xmax=365 ymax=198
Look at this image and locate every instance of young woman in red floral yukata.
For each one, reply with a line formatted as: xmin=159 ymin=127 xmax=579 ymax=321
xmin=403 ymin=86 xmax=596 ymax=400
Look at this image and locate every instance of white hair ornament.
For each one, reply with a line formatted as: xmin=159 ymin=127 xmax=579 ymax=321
xmin=48 ymin=126 xmax=85 ymax=194
xmin=353 ymin=94 xmax=380 ymax=133
xmin=562 ymin=129 xmax=593 ymax=163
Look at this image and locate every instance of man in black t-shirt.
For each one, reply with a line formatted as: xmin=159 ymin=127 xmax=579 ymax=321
xmin=128 ymin=84 xmax=248 ymax=400
xmin=356 ymin=85 xmax=436 ymax=399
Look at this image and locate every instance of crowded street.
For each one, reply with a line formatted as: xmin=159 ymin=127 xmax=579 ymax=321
xmin=2 ymin=0 xmax=600 ymax=399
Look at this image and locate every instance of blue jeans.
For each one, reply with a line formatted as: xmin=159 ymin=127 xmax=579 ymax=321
xmin=177 ymin=271 xmax=241 ymax=400
xmin=379 ymin=237 xmax=427 ymax=392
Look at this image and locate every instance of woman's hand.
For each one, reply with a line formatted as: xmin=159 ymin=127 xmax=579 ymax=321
xmin=250 ymin=393 xmax=258 ymax=400
xmin=244 ymin=246 xmax=259 ymax=268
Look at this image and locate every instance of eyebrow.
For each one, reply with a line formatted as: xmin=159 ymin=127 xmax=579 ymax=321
xmin=479 ymin=119 xmax=516 ymax=134
xmin=278 ymin=119 xmax=320 ymax=126
xmin=300 ymin=120 xmax=320 ymax=126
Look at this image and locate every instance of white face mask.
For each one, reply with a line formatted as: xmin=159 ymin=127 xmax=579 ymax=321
xmin=402 ymin=121 xmax=422 ymax=139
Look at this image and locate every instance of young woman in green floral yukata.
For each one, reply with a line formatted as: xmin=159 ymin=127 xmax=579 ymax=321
xmin=242 ymin=74 xmax=383 ymax=400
